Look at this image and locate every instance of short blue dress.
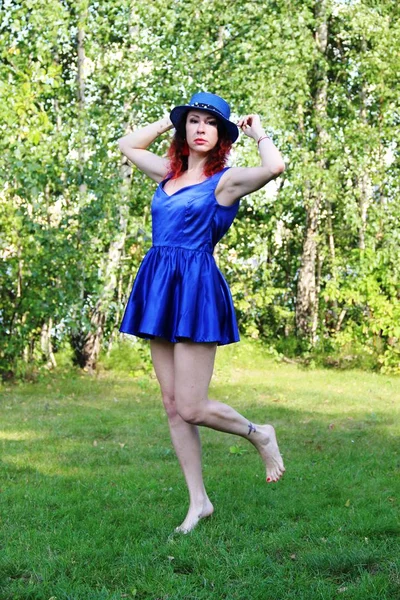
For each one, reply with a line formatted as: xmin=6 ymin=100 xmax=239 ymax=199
xmin=119 ymin=166 xmax=240 ymax=345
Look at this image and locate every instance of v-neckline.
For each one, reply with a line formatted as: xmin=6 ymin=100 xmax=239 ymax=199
xmin=160 ymin=172 xmax=218 ymax=198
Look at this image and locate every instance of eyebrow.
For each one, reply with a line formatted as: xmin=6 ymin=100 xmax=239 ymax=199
xmin=188 ymin=112 xmax=217 ymax=121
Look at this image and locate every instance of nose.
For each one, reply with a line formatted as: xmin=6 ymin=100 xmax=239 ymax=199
xmin=196 ymin=120 xmax=205 ymax=133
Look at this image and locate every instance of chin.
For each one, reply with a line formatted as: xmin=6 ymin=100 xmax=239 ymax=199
xmin=191 ymin=147 xmax=210 ymax=154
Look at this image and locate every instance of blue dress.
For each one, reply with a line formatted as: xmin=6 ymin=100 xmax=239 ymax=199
xmin=119 ymin=167 xmax=240 ymax=345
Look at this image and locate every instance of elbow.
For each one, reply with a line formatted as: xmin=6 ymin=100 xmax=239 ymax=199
xmin=118 ymin=137 xmax=141 ymax=153
xmin=273 ymin=161 xmax=286 ymax=176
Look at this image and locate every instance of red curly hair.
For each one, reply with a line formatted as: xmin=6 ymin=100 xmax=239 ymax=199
xmin=167 ymin=112 xmax=232 ymax=179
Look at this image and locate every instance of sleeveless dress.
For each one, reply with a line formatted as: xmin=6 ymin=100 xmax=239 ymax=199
xmin=119 ymin=166 xmax=240 ymax=345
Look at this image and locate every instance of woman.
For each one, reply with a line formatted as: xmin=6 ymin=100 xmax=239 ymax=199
xmin=118 ymin=92 xmax=286 ymax=533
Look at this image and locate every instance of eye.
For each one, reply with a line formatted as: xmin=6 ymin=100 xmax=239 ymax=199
xmin=189 ymin=117 xmax=198 ymax=123
xmin=208 ymin=120 xmax=217 ymax=127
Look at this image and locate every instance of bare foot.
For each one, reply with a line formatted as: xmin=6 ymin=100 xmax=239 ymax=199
xmin=253 ymin=424 xmax=285 ymax=483
xmin=175 ymin=497 xmax=214 ymax=534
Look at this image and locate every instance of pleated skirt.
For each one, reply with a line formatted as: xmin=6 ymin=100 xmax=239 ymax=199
xmin=119 ymin=246 xmax=239 ymax=345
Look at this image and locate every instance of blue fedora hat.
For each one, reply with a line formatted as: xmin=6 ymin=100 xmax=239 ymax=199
xmin=170 ymin=92 xmax=239 ymax=143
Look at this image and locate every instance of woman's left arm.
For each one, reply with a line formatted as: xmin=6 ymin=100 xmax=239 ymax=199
xmin=215 ymin=114 xmax=285 ymax=206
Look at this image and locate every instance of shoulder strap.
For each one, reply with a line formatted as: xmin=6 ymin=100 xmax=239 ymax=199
xmin=211 ymin=166 xmax=230 ymax=186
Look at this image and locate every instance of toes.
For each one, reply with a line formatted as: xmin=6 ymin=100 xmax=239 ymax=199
xmin=266 ymin=468 xmax=285 ymax=483
xmin=175 ymin=523 xmax=193 ymax=534
xmin=175 ymin=527 xmax=190 ymax=535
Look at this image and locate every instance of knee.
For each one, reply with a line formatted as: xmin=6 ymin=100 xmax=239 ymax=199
xmin=162 ymin=392 xmax=178 ymax=419
xmin=176 ymin=402 xmax=205 ymax=425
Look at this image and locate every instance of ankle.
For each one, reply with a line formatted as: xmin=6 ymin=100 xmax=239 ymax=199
xmin=247 ymin=421 xmax=257 ymax=436
xmin=189 ymin=494 xmax=208 ymax=508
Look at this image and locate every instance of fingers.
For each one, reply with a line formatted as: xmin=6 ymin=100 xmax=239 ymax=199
xmin=237 ymin=114 xmax=255 ymax=130
xmin=237 ymin=114 xmax=263 ymax=137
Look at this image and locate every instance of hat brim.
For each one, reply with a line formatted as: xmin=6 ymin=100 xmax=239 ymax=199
xmin=170 ymin=105 xmax=239 ymax=143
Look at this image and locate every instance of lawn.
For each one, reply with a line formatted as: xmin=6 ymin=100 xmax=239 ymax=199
xmin=0 ymin=340 xmax=399 ymax=600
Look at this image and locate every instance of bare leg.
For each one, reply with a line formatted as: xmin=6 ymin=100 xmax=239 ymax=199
xmin=174 ymin=342 xmax=285 ymax=483
xmin=150 ymin=339 xmax=213 ymax=533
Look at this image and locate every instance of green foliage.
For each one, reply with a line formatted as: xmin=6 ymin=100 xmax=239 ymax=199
xmin=321 ymin=248 xmax=400 ymax=372
xmin=1 ymin=0 xmax=399 ymax=377
xmin=100 ymin=338 xmax=153 ymax=376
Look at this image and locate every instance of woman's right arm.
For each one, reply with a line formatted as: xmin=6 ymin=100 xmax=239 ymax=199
xmin=118 ymin=116 xmax=173 ymax=183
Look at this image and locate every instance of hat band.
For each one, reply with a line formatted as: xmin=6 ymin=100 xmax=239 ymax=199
xmin=189 ymin=101 xmax=225 ymax=118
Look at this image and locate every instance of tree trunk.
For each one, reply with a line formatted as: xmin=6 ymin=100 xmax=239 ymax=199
xmin=70 ymin=5 xmax=90 ymax=368
xmin=295 ymin=195 xmax=320 ymax=342
xmin=296 ymin=0 xmax=328 ymax=345
xmin=77 ymin=8 xmax=87 ymax=198
xmin=358 ymin=57 xmax=372 ymax=250
xmin=358 ymin=169 xmax=371 ymax=250
xmin=40 ymin=318 xmax=57 ymax=368
xmin=326 ymin=203 xmax=336 ymax=265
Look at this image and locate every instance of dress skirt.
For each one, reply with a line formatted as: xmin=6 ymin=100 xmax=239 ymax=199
xmin=119 ymin=245 xmax=240 ymax=346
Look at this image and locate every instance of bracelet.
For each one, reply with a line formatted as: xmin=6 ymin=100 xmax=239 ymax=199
xmin=257 ymin=134 xmax=271 ymax=146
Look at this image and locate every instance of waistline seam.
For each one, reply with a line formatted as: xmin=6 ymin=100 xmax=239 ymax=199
xmin=152 ymin=245 xmax=213 ymax=254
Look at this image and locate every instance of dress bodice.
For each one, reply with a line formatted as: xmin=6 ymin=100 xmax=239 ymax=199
xmin=151 ymin=167 xmax=239 ymax=254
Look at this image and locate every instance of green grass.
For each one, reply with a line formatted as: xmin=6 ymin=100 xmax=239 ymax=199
xmin=0 ymin=340 xmax=399 ymax=600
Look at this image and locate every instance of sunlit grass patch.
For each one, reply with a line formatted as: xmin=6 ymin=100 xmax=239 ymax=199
xmin=0 ymin=340 xmax=399 ymax=599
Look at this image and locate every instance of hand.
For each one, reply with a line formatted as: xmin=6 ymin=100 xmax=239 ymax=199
xmin=237 ymin=114 xmax=264 ymax=140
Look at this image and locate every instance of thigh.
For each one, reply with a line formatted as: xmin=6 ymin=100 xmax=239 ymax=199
xmin=174 ymin=342 xmax=217 ymax=409
xmin=150 ymin=338 xmax=175 ymax=398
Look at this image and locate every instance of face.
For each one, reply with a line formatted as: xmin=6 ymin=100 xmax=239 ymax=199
xmin=185 ymin=110 xmax=219 ymax=153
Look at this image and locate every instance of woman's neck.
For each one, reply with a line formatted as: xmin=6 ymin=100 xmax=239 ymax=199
xmin=186 ymin=153 xmax=208 ymax=177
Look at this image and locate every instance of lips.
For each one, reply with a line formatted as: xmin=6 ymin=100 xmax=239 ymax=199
xmin=194 ymin=139 xmax=207 ymax=144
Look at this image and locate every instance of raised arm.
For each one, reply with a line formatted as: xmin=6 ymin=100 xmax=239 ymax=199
xmin=118 ymin=116 xmax=173 ymax=183
xmin=215 ymin=114 xmax=285 ymax=206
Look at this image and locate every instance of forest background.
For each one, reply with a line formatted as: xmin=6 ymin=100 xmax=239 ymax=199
xmin=1 ymin=0 xmax=399 ymax=379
